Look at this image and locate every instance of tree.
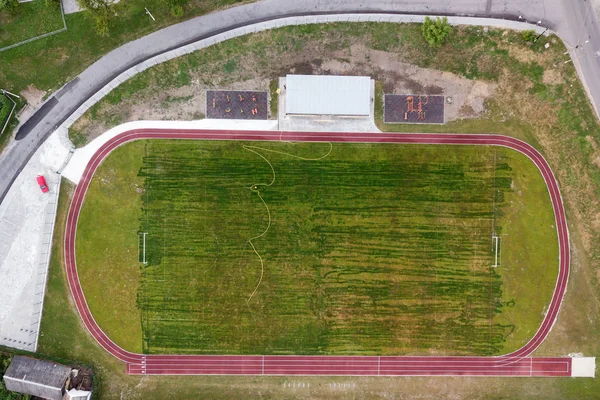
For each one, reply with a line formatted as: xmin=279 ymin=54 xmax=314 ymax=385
xmin=77 ymin=0 xmax=113 ymax=37
xmin=422 ymin=16 xmax=452 ymax=47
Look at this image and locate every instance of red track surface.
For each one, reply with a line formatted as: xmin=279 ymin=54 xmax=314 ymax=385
xmin=64 ymin=129 xmax=571 ymax=376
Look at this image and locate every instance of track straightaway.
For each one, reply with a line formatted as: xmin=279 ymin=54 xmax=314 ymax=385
xmin=64 ymin=129 xmax=571 ymax=376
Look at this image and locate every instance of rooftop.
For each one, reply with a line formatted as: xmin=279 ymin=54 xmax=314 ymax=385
xmin=4 ymin=356 xmax=71 ymax=389
xmin=285 ymin=74 xmax=371 ymax=116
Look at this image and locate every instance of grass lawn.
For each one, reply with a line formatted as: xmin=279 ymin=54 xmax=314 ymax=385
xmin=75 ymin=139 xmax=556 ymax=357
xmin=0 ymin=0 xmax=64 ymax=49
xmin=0 ymin=0 xmax=253 ymax=96
xmin=75 ymin=142 xmax=145 ymax=353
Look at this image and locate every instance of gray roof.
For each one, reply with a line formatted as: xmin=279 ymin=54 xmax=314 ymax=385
xmin=285 ymin=75 xmax=371 ymax=116
xmin=3 ymin=356 xmax=70 ymax=400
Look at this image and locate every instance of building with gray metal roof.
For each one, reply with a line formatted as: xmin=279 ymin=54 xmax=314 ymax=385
xmin=285 ymin=75 xmax=371 ymax=116
xmin=3 ymin=356 xmax=71 ymax=400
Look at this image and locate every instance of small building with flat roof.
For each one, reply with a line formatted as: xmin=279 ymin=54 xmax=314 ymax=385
xmin=3 ymin=356 xmax=71 ymax=400
xmin=285 ymin=74 xmax=371 ymax=116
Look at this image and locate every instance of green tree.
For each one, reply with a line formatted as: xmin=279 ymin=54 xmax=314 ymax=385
xmin=422 ymin=16 xmax=452 ymax=47
xmin=77 ymin=0 xmax=113 ymax=37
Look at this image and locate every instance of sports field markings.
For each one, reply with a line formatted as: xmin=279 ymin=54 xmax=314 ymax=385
xmin=242 ymin=142 xmax=333 ymax=303
xmin=492 ymin=235 xmax=501 ymax=268
xmin=66 ymin=130 xmax=570 ymax=375
xmin=138 ymin=232 xmax=148 ymax=264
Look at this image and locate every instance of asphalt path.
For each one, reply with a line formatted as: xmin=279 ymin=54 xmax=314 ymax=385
xmin=64 ymin=129 xmax=571 ymax=376
xmin=1 ymin=0 xmax=598 ymax=204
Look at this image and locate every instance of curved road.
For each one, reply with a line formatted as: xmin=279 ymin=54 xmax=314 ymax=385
xmin=65 ymin=129 xmax=571 ymax=376
xmin=2 ymin=0 xmax=599 ymax=204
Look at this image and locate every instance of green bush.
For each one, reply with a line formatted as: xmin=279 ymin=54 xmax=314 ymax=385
xmin=0 ymin=353 xmax=30 ymax=399
xmin=422 ymin=16 xmax=452 ymax=47
xmin=43 ymin=0 xmax=60 ymax=8
xmin=0 ymin=95 xmax=15 ymax=133
xmin=170 ymin=4 xmax=183 ymax=17
xmin=0 ymin=0 xmax=18 ymax=11
xmin=223 ymin=58 xmax=236 ymax=74
xmin=93 ymin=14 xmax=109 ymax=37
xmin=77 ymin=0 xmax=113 ymax=37
xmin=522 ymin=30 xmax=537 ymax=42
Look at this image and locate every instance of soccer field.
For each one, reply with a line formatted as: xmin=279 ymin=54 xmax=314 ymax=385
xmin=76 ymin=139 xmax=558 ymax=356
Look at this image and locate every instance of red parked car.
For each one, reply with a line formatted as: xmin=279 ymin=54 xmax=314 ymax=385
xmin=36 ymin=175 xmax=49 ymax=193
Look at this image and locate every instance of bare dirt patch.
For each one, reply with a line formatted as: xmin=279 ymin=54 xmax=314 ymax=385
xmin=20 ymin=84 xmax=46 ymax=106
xmin=543 ymin=68 xmax=562 ymax=85
xmin=72 ymin=43 xmax=494 ymax=142
xmin=17 ymin=85 xmax=47 ymax=122
xmin=321 ymin=44 xmax=495 ymax=122
xmin=74 ymin=77 xmax=270 ymax=141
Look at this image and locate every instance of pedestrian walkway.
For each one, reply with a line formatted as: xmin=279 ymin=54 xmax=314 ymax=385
xmin=0 ymin=134 xmax=69 ymax=351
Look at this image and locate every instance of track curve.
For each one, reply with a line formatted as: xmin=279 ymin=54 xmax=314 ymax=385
xmin=64 ymin=129 xmax=571 ymax=376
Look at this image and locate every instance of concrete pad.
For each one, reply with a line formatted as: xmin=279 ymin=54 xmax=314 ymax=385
xmin=61 ymin=119 xmax=279 ymax=184
xmin=0 ymin=132 xmax=70 ymax=352
xmin=277 ymin=77 xmax=379 ymax=133
xmin=61 ymin=0 xmax=82 ymax=14
xmin=571 ymin=357 xmax=596 ymax=377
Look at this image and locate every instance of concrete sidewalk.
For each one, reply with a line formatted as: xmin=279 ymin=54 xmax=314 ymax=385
xmin=0 ymin=133 xmax=70 ymax=351
xmin=61 ymin=119 xmax=278 ymax=184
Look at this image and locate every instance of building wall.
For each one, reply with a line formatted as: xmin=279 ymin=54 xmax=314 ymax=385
xmin=4 ymin=375 xmax=63 ymax=400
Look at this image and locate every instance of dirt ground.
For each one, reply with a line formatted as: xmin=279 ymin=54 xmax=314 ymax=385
xmin=326 ymin=44 xmax=494 ymax=118
xmin=17 ymin=85 xmax=46 ymax=123
xmin=72 ymin=44 xmax=494 ymax=142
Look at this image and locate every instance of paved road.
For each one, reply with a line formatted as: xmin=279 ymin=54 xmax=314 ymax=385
xmin=0 ymin=0 xmax=597 ymax=203
xmin=561 ymin=0 xmax=600 ymax=114
xmin=65 ymin=128 xmax=571 ymax=376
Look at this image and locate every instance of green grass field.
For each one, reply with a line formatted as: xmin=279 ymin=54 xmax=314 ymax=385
xmin=0 ymin=0 xmax=64 ymax=49
xmin=76 ymin=139 xmax=557 ymax=357
xmin=0 ymin=94 xmax=14 ymax=131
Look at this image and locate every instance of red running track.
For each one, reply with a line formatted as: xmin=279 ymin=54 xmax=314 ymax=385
xmin=64 ymin=129 xmax=571 ymax=376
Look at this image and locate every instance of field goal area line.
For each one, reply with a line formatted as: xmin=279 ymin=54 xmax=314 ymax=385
xmin=492 ymin=235 xmax=500 ymax=268
xmin=139 ymin=232 xmax=148 ymax=264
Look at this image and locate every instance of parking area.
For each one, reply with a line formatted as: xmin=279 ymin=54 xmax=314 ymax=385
xmin=0 ymin=132 xmax=69 ymax=352
xmin=206 ymin=90 xmax=268 ymax=120
xmin=384 ymin=94 xmax=445 ymax=124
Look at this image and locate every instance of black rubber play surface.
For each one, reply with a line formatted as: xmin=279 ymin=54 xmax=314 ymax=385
xmin=206 ymin=90 xmax=268 ymax=120
xmin=384 ymin=94 xmax=445 ymax=124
